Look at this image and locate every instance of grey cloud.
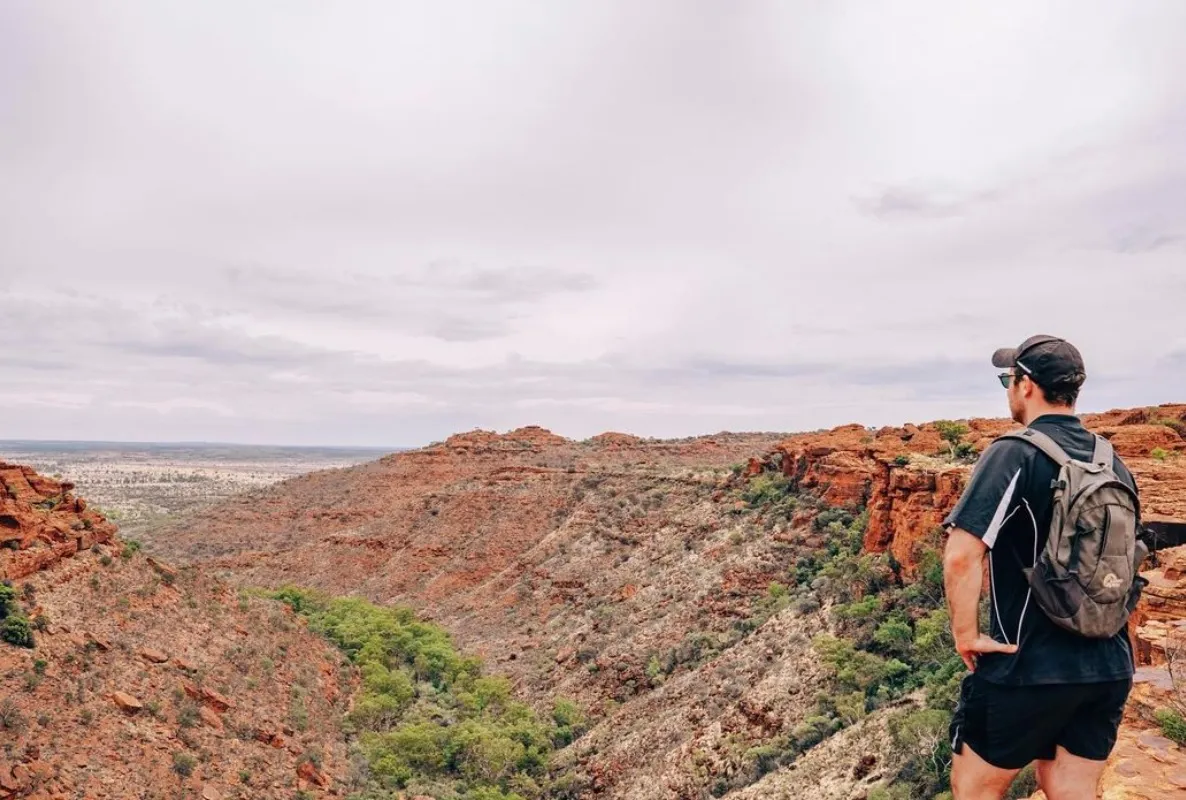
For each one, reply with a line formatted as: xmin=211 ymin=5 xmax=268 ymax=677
xmin=424 ymin=263 xmax=598 ymax=302
xmin=108 ymin=330 xmax=329 ymax=368
xmin=855 ymin=186 xmax=999 ymax=221
xmin=426 ymin=316 xmax=514 ymax=343
xmin=1112 ymin=228 xmax=1182 ymax=255
xmin=674 ymin=357 xmax=832 ymax=380
xmin=218 ymin=263 xmax=597 ymax=342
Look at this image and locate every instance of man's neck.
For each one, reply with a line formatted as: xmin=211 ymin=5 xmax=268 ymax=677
xmin=1024 ymin=405 xmax=1077 ymax=426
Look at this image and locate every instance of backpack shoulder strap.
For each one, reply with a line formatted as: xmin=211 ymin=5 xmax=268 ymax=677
xmin=998 ymin=428 xmax=1072 ymax=467
xmin=1091 ymin=434 xmax=1114 ymax=467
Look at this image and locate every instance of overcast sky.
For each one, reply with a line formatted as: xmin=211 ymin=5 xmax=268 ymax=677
xmin=1 ymin=2 xmax=1184 ymax=447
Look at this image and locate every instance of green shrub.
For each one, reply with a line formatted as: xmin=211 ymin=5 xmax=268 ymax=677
xmin=873 ymin=617 xmax=914 ymax=657
xmin=953 ymin=442 xmax=979 ymax=461
xmin=177 ymin=703 xmax=199 ymax=728
xmin=0 ymin=582 xmax=15 ymax=617
xmin=552 ymin=698 xmax=588 ymax=747
xmin=1 ymin=615 xmax=35 ymax=648
xmin=868 ymin=785 xmax=914 ymax=800
xmin=0 ymin=698 xmax=25 ymax=732
xmin=894 ymin=455 xmax=911 ymax=466
xmin=800 ymin=498 xmax=968 ymax=797
xmin=172 ymin=751 xmax=196 ymax=778
xmin=742 ymin=474 xmax=792 ymax=507
xmin=272 ymin=586 xmax=580 ymax=797
xmin=1152 ymin=447 xmax=1170 ymax=462
xmin=1157 ymin=708 xmax=1186 ymax=745
xmin=935 ymin=420 xmax=969 ymax=447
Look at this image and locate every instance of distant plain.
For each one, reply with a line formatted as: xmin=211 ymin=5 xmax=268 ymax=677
xmin=0 ymin=440 xmax=395 ymax=536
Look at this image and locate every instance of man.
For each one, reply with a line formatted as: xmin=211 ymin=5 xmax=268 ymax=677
xmin=942 ymin=335 xmax=1138 ymax=800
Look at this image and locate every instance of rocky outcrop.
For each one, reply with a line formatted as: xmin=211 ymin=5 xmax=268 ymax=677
xmin=0 ymin=461 xmax=354 ymax=800
xmin=1132 ymin=546 xmax=1186 ymax=667
xmin=755 ymin=404 xmax=1186 ymax=574
xmin=1 ymin=461 xmax=118 ymax=580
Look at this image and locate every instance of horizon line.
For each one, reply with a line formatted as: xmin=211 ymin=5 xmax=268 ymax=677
xmin=0 ymin=437 xmax=407 ymax=451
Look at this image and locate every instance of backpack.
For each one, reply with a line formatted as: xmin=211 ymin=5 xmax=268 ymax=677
xmin=999 ymin=428 xmax=1148 ymax=639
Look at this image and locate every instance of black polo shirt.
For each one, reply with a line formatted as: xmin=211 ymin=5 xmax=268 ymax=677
xmin=942 ymin=414 xmax=1137 ymax=685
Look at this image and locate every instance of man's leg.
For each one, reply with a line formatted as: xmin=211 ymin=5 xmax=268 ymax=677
xmin=1034 ymin=747 xmax=1107 ymax=800
xmin=1038 ymin=678 xmax=1131 ymax=800
xmin=951 ymin=742 xmax=1022 ymax=800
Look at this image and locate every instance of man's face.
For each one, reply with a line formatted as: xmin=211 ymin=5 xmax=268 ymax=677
xmin=1007 ymin=369 xmax=1027 ymax=424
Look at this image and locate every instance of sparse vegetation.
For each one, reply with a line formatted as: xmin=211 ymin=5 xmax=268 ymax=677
xmin=272 ymin=587 xmax=586 ymax=799
xmin=934 ymin=421 xmax=977 ymax=462
xmin=1152 ymin=447 xmax=1170 ymax=461
xmin=172 ymin=751 xmax=197 ymax=778
xmin=771 ymin=494 xmax=964 ymax=797
xmin=1157 ymin=708 xmax=1186 ymax=745
xmin=177 ymin=702 xmax=200 ymax=728
xmin=0 ymin=581 xmax=35 ymax=648
xmin=0 ymin=582 xmax=16 ymax=617
xmin=0 ymin=697 xmax=26 ymax=732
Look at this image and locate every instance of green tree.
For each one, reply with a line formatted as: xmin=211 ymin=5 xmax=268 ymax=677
xmin=873 ymin=617 xmax=915 ymax=658
xmin=935 ymin=420 xmax=970 ymax=458
xmin=1 ymin=615 xmax=34 ymax=648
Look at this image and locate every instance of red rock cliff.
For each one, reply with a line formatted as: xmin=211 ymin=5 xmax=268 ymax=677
xmin=1 ymin=461 xmax=118 ymax=580
xmin=753 ymin=404 xmax=1186 ymax=573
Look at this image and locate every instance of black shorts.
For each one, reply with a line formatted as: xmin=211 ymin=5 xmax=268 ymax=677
xmin=949 ymin=672 xmax=1132 ymax=770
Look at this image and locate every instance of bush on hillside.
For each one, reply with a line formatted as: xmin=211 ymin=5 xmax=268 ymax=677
xmin=0 ymin=582 xmax=16 ymax=617
xmin=271 ymin=587 xmax=585 ymax=799
xmin=776 ymin=496 xmax=966 ymax=798
xmin=0 ymin=581 xmax=35 ymax=649
xmin=1157 ymin=708 xmax=1186 ymax=745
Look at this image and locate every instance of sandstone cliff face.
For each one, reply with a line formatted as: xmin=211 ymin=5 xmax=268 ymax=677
xmin=1 ymin=462 xmax=118 ymax=581
xmin=757 ymin=404 xmax=1186 ymax=574
xmin=0 ymin=463 xmax=352 ymax=800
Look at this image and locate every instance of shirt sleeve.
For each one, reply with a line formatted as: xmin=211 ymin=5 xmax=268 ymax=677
xmin=943 ymin=437 xmax=1030 ymax=548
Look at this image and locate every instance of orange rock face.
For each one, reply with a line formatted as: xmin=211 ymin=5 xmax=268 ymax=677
xmin=0 ymin=462 xmax=118 ymax=581
xmin=755 ymin=404 xmax=1186 ymax=574
xmin=0 ymin=461 xmax=354 ymax=800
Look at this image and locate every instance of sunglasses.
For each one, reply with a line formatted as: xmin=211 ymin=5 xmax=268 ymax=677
xmin=998 ymin=372 xmax=1019 ymax=388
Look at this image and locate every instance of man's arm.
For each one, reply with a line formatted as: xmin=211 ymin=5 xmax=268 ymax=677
xmin=944 ymin=527 xmax=1017 ymax=671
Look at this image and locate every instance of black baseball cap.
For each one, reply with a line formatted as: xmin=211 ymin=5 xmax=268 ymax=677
xmin=991 ymin=335 xmax=1086 ymax=388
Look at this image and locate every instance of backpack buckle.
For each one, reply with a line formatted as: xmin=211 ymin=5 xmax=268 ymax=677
xmin=1050 ymin=479 xmax=1067 ymax=490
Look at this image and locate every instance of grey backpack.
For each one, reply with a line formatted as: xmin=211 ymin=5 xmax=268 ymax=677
xmin=1000 ymin=428 xmax=1146 ymax=639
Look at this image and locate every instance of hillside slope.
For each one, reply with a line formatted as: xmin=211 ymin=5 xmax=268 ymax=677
xmin=1 ymin=463 xmax=352 ymax=800
xmin=144 ymin=406 xmax=1186 ymax=798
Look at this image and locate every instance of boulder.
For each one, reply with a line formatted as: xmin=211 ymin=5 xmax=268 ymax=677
xmin=139 ymin=648 xmax=169 ymax=664
xmin=111 ymin=691 xmax=143 ymax=713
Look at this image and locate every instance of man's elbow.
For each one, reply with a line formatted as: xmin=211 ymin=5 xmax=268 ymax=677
xmin=943 ymin=528 xmax=986 ymax=573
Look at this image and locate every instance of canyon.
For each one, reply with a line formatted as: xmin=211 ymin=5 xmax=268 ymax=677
xmin=3 ymin=404 xmax=1185 ymax=798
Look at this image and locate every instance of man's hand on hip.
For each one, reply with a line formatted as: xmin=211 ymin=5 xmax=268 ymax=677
xmin=956 ymin=635 xmax=1018 ymax=672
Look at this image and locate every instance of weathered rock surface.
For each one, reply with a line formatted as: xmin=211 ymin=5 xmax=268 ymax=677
xmin=0 ymin=461 xmax=353 ymax=800
xmin=0 ymin=461 xmax=117 ymax=580
xmin=759 ymin=404 xmax=1186 ymax=573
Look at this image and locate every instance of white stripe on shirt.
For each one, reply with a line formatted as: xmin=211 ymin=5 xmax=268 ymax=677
xmin=981 ymin=468 xmax=1021 ymax=549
